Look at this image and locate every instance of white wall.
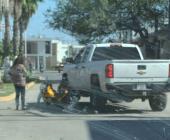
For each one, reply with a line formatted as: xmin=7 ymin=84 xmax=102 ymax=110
xmin=57 ymin=43 xmax=68 ymax=63
xmin=26 ymin=38 xmax=83 ymax=69
xmin=38 ymin=41 xmax=45 ymax=55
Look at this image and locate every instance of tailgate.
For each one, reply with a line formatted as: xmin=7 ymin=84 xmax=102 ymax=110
xmin=113 ymin=60 xmax=169 ymax=82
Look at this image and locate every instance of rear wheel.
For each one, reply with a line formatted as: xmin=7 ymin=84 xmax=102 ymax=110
xmin=90 ymin=75 xmax=106 ymax=107
xmin=149 ymin=93 xmax=167 ymax=111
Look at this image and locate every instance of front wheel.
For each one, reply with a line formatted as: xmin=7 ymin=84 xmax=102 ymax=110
xmin=149 ymin=93 xmax=167 ymax=111
xmin=90 ymin=75 xmax=106 ymax=107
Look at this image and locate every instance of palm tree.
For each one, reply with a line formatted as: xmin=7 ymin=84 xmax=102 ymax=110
xmin=0 ymin=0 xmax=12 ymax=82
xmin=19 ymin=0 xmax=43 ymax=54
xmin=0 ymin=0 xmax=11 ymax=59
xmin=13 ymin=0 xmax=23 ymax=56
xmin=3 ymin=7 xmax=10 ymax=58
xmin=0 ymin=0 xmax=6 ymax=19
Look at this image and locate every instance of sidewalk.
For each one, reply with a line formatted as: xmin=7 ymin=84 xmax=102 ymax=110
xmin=0 ymin=82 xmax=36 ymax=102
xmin=0 ymin=70 xmax=61 ymax=102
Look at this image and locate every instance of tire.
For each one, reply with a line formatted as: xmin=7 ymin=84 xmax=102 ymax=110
xmin=58 ymin=74 xmax=71 ymax=104
xmin=149 ymin=93 xmax=167 ymax=111
xmin=90 ymin=75 xmax=106 ymax=107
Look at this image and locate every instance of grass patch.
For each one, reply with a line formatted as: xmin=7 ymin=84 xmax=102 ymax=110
xmin=0 ymin=83 xmax=15 ymax=97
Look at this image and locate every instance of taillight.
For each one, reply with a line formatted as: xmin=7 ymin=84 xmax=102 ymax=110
xmin=106 ymin=64 xmax=114 ymax=78
xmin=169 ymin=64 xmax=170 ymax=77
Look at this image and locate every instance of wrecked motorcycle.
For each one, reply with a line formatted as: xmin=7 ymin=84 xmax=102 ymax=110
xmin=37 ymin=79 xmax=70 ymax=105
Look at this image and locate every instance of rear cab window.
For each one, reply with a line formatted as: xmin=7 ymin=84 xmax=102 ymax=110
xmin=92 ymin=46 xmax=141 ymax=61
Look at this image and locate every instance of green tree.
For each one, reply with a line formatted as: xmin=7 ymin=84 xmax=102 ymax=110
xmin=46 ymin=0 xmax=166 ymax=42
xmin=115 ymin=0 xmax=165 ymax=37
xmin=12 ymin=0 xmax=42 ymax=56
xmin=46 ymin=0 xmax=114 ymax=43
xmin=3 ymin=3 xmax=10 ymax=59
xmin=18 ymin=0 xmax=43 ymax=54
xmin=0 ymin=0 xmax=12 ymax=60
xmin=13 ymin=0 xmax=23 ymax=56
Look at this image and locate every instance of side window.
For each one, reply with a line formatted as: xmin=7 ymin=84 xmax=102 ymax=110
xmin=74 ymin=48 xmax=85 ymax=64
xmin=81 ymin=47 xmax=91 ymax=63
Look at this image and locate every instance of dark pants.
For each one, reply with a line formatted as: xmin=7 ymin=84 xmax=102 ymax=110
xmin=14 ymin=85 xmax=26 ymax=109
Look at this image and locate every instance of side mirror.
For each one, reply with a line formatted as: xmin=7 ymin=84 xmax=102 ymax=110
xmin=65 ymin=57 xmax=74 ymax=63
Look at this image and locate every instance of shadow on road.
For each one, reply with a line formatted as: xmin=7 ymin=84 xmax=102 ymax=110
xmin=26 ymin=101 xmax=150 ymax=115
xmin=26 ymin=102 xmax=66 ymax=114
xmin=75 ymin=102 xmax=149 ymax=114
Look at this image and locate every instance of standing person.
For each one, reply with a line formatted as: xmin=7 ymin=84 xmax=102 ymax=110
xmin=40 ymin=62 xmax=44 ymax=73
xmin=29 ymin=62 xmax=32 ymax=74
xmin=9 ymin=56 xmax=27 ymax=110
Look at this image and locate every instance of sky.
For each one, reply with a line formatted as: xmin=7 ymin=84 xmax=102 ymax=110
xmin=26 ymin=0 xmax=77 ymax=44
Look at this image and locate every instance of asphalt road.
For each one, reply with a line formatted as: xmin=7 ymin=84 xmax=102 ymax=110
xmin=0 ymin=71 xmax=170 ymax=140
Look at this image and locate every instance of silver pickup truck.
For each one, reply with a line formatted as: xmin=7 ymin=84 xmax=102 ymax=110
xmin=63 ymin=43 xmax=170 ymax=111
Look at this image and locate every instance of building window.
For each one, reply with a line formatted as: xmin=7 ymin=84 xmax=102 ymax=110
xmin=45 ymin=41 xmax=51 ymax=54
xmin=27 ymin=41 xmax=38 ymax=54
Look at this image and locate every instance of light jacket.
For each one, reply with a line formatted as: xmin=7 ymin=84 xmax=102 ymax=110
xmin=9 ymin=64 xmax=27 ymax=86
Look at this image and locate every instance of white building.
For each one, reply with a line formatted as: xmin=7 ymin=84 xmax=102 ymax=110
xmin=25 ymin=37 xmax=68 ymax=71
xmin=24 ymin=36 xmax=84 ymax=71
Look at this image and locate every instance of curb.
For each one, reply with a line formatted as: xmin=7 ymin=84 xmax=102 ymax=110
xmin=0 ymin=82 xmax=36 ymax=102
